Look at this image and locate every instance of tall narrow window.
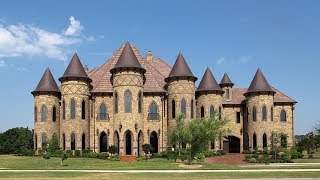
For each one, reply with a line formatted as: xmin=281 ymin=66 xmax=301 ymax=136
xmin=262 ymin=106 xmax=267 ymax=121
xmin=90 ymin=102 xmax=93 ymax=118
xmin=252 ymin=106 xmax=257 ymax=122
xmin=52 ymin=106 xmax=56 ymax=122
xmin=124 ymin=90 xmax=132 ymax=113
xmin=253 ymin=133 xmax=257 ymax=149
xmin=149 ymin=101 xmax=158 ymax=120
xmin=41 ymin=105 xmax=47 ymax=122
xmin=41 ymin=134 xmax=47 ymax=148
xmin=82 ymin=134 xmax=86 ymax=150
xmin=210 ymin=106 xmax=214 ymax=117
xmin=114 ymin=92 xmax=118 ymax=113
xmin=181 ymin=98 xmax=186 ymax=117
xmin=236 ymin=112 xmax=241 ymax=123
xmin=280 ymin=110 xmax=287 ymax=122
xmin=99 ymin=103 xmax=107 ymax=120
xmin=226 ymin=89 xmax=230 ymax=99
xmin=34 ymin=134 xmax=37 ymax=150
xmin=190 ymin=99 xmax=194 ymax=118
xmin=172 ymin=99 xmax=176 ymax=118
xmin=71 ymin=133 xmax=75 ymax=150
xmin=210 ymin=141 xmax=215 ymax=149
xmin=219 ymin=106 xmax=222 ymax=120
xmin=62 ymin=100 xmax=66 ymax=120
xmin=138 ymin=91 xmax=142 ymax=113
xmin=81 ymin=100 xmax=86 ymax=120
xmin=34 ymin=106 xmax=37 ymax=122
xmin=263 ymin=133 xmax=267 ymax=148
xmin=62 ymin=133 xmax=66 ymax=150
xmin=70 ymin=99 xmax=76 ymax=119
xmin=271 ymin=107 xmax=274 ymax=121
xmin=281 ymin=135 xmax=287 ymax=148
xmin=201 ymin=106 xmax=205 ymax=118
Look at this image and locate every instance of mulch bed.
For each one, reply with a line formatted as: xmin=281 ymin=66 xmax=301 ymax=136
xmin=204 ymin=153 xmax=249 ymax=165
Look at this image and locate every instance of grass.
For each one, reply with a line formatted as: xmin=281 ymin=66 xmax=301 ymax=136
xmin=293 ymin=158 xmax=320 ymax=163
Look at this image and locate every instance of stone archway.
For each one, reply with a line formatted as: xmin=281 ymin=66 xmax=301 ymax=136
xmin=150 ymin=131 xmax=158 ymax=154
xmin=227 ymin=136 xmax=240 ymax=153
xmin=125 ymin=130 xmax=133 ymax=155
xmin=99 ymin=132 xmax=108 ymax=152
xmin=138 ymin=131 xmax=144 ymax=156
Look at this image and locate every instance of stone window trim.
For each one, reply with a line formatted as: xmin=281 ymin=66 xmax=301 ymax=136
xmin=41 ymin=105 xmax=47 ymax=122
xmin=98 ymin=102 xmax=109 ymax=121
xmin=280 ymin=109 xmax=287 ymax=122
xmin=124 ymin=89 xmax=132 ymax=113
xmin=148 ymin=101 xmax=159 ymax=121
xmin=70 ymin=98 xmax=76 ymax=120
xmin=262 ymin=105 xmax=267 ymax=121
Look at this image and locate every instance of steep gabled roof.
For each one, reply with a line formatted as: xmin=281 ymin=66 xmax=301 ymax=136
xmin=113 ymin=42 xmax=143 ymax=69
xmin=59 ymin=53 xmax=90 ymax=82
xmin=196 ymin=68 xmax=223 ymax=93
xmin=165 ymin=53 xmax=197 ymax=82
xmin=245 ymin=68 xmax=275 ymax=96
xmin=32 ymin=68 xmax=60 ymax=95
xmin=220 ymin=73 xmax=234 ymax=87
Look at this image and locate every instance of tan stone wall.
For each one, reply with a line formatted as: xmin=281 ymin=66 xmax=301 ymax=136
xmin=222 ymin=87 xmax=232 ymax=101
xmin=196 ymin=93 xmax=222 ymax=119
xmin=60 ymin=80 xmax=90 ymax=150
xmin=223 ymin=106 xmax=243 ymax=152
xmin=273 ymin=104 xmax=294 ymax=147
xmin=34 ymin=94 xmax=60 ymax=150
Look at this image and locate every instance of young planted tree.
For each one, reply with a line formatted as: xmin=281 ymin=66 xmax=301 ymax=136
xmin=142 ymin=144 xmax=152 ymax=162
xmin=270 ymin=131 xmax=287 ymax=159
xmin=48 ymin=133 xmax=59 ymax=154
xmin=61 ymin=153 xmax=68 ymax=166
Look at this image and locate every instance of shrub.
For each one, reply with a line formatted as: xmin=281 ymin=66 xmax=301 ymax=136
xmin=252 ymin=154 xmax=259 ymax=159
xmin=82 ymin=149 xmax=93 ymax=155
xmin=74 ymin=150 xmax=81 ymax=157
xmin=168 ymin=151 xmax=179 ymax=162
xmin=19 ymin=148 xmax=35 ymax=156
xmin=248 ymin=158 xmax=257 ymax=163
xmin=245 ymin=154 xmax=252 ymax=160
xmin=51 ymin=150 xmax=64 ymax=157
xmin=96 ymin=152 xmax=109 ymax=160
xmin=194 ymin=153 xmax=205 ymax=162
xmin=262 ymin=147 xmax=269 ymax=154
xmin=242 ymin=150 xmax=251 ymax=154
xmin=159 ymin=150 xmax=170 ymax=159
xmin=66 ymin=150 xmax=73 ymax=157
xmin=308 ymin=154 xmax=313 ymax=159
xmin=109 ymin=155 xmax=120 ymax=161
xmin=290 ymin=149 xmax=303 ymax=159
xmin=108 ymin=145 xmax=118 ymax=155
xmin=217 ymin=150 xmax=226 ymax=155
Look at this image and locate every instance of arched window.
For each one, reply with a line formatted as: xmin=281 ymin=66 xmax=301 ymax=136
xmin=114 ymin=92 xmax=118 ymax=113
xmin=71 ymin=133 xmax=75 ymax=150
xmin=70 ymin=99 xmax=76 ymax=119
xmin=252 ymin=106 xmax=257 ymax=122
xmin=253 ymin=133 xmax=257 ymax=149
xmin=271 ymin=107 xmax=274 ymax=121
xmin=62 ymin=133 xmax=66 ymax=150
xmin=149 ymin=101 xmax=158 ymax=120
xmin=172 ymin=99 xmax=176 ymax=118
xmin=34 ymin=106 xmax=37 ymax=122
xmin=262 ymin=106 xmax=267 ymax=121
xmin=82 ymin=134 xmax=86 ymax=150
xmin=52 ymin=106 xmax=56 ymax=122
xmin=263 ymin=133 xmax=267 ymax=148
xmin=41 ymin=134 xmax=47 ymax=148
xmin=219 ymin=106 xmax=222 ymax=120
xmin=210 ymin=106 xmax=214 ymax=117
xmin=281 ymin=135 xmax=287 ymax=148
xmin=280 ymin=110 xmax=287 ymax=122
xmin=124 ymin=90 xmax=132 ymax=113
xmin=34 ymin=134 xmax=37 ymax=150
xmin=190 ymin=99 xmax=194 ymax=118
xmin=201 ymin=106 xmax=205 ymax=118
xmin=226 ymin=89 xmax=230 ymax=99
xmin=41 ymin=105 xmax=47 ymax=122
xmin=138 ymin=91 xmax=142 ymax=113
xmin=62 ymin=100 xmax=66 ymax=120
xmin=81 ymin=100 xmax=86 ymax=120
xmin=99 ymin=103 xmax=107 ymax=120
xmin=181 ymin=98 xmax=186 ymax=117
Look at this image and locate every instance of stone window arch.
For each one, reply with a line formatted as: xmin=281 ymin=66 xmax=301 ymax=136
xmin=172 ymin=99 xmax=176 ymax=119
xmin=114 ymin=92 xmax=118 ymax=113
xmin=280 ymin=110 xmax=287 ymax=122
xmin=81 ymin=100 xmax=86 ymax=120
xmin=149 ymin=101 xmax=158 ymax=120
xmin=62 ymin=100 xmax=66 ymax=120
xmin=41 ymin=105 xmax=47 ymax=122
xmin=34 ymin=106 xmax=37 ymax=122
xmin=252 ymin=106 xmax=257 ymax=122
xmin=190 ymin=99 xmax=194 ymax=118
xmin=71 ymin=133 xmax=76 ymax=150
xmin=138 ymin=91 xmax=142 ymax=113
xmin=70 ymin=99 xmax=76 ymax=120
xmin=181 ymin=98 xmax=186 ymax=117
xmin=201 ymin=106 xmax=205 ymax=118
xmin=99 ymin=103 xmax=107 ymax=120
xmin=262 ymin=105 xmax=267 ymax=121
xmin=52 ymin=106 xmax=56 ymax=122
xmin=124 ymin=90 xmax=132 ymax=113
xmin=210 ymin=106 xmax=214 ymax=117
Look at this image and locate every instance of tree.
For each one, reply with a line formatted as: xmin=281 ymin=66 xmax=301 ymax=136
xmin=61 ymin=153 xmax=68 ymax=166
xmin=302 ymin=132 xmax=316 ymax=154
xmin=0 ymin=127 xmax=34 ymax=154
xmin=142 ymin=144 xmax=152 ymax=161
xmin=108 ymin=145 xmax=118 ymax=156
xmin=48 ymin=133 xmax=59 ymax=154
xmin=169 ymin=111 xmax=229 ymax=164
xmin=270 ymin=131 xmax=288 ymax=159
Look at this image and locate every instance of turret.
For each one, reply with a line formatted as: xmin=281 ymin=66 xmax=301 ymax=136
xmin=196 ymin=68 xmax=223 ymax=119
xmin=59 ymin=53 xmax=91 ymax=151
xmin=165 ymin=53 xmax=197 ymax=130
xmin=220 ymin=73 xmax=234 ymax=101
xmin=110 ymin=42 xmax=145 ymax=156
xmin=32 ymin=68 xmax=61 ymax=151
xmin=244 ymin=69 xmax=275 ymax=150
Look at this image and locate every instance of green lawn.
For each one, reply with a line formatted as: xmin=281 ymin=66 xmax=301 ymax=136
xmin=293 ymin=158 xmax=320 ymax=163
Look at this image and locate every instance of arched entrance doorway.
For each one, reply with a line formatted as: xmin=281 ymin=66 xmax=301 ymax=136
xmin=100 ymin=132 xmax=108 ymax=152
xmin=150 ymin=131 xmax=158 ymax=154
xmin=227 ymin=136 xmax=240 ymax=153
xmin=125 ymin=131 xmax=132 ymax=155
xmin=114 ymin=131 xmax=120 ymax=154
xmin=138 ymin=131 xmax=144 ymax=156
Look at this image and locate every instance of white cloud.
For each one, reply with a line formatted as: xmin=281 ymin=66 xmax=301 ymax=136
xmin=0 ymin=60 xmax=6 ymax=67
xmin=216 ymin=57 xmax=226 ymax=65
xmin=238 ymin=55 xmax=252 ymax=64
xmin=216 ymin=55 xmax=252 ymax=65
xmin=0 ymin=16 xmax=93 ymax=61
xmin=64 ymin=16 xmax=83 ymax=36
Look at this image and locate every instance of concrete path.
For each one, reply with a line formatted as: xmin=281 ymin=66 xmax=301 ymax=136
xmin=0 ymin=169 xmax=320 ymax=173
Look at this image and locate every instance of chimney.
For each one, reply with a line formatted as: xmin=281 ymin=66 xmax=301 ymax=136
xmin=83 ymin=65 xmax=89 ymax=74
xmin=146 ymin=51 xmax=153 ymax=60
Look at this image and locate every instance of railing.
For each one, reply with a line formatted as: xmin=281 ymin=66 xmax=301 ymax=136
xmin=148 ymin=113 xmax=160 ymax=120
xmin=98 ymin=113 xmax=109 ymax=121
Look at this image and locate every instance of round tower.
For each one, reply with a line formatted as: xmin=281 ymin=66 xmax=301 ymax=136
xmin=110 ymin=42 xmax=146 ymax=156
xmin=32 ymin=68 xmax=61 ymax=151
xmin=244 ymin=69 xmax=275 ymax=150
xmin=220 ymin=73 xmax=234 ymax=101
xmin=58 ymin=53 xmax=91 ymax=151
xmin=165 ymin=53 xmax=197 ymax=132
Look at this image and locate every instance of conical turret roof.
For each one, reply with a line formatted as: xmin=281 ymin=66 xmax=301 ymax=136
xmin=220 ymin=73 xmax=234 ymax=87
xmin=59 ymin=53 xmax=90 ymax=82
xmin=165 ymin=53 xmax=197 ymax=82
xmin=113 ymin=42 xmax=143 ymax=69
xmin=32 ymin=68 xmax=60 ymax=95
xmin=245 ymin=68 xmax=275 ymax=96
xmin=196 ymin=68 xmax=223 ymax=93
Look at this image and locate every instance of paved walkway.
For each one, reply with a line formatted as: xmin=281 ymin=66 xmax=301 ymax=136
xmin=0 ymin=169 xmax=320 ymax=173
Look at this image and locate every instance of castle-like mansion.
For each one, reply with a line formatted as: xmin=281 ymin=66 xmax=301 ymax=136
xmin=32 ymin=42 xmax=296 ymax=155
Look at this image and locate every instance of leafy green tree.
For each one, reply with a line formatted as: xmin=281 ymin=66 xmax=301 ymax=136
xmin=0 ymin=127 xmax=34 ymax=154
xmin=108 ymin=145 xmax=118 ymax=156
xmin=142 ymin=144 xmax=152 ymax=161
xmin=61 ymin=153 xmax=68 ymax=166
xmin=302 ymin=132 xmax=316 ymax=154
xmin=48 ymin=133 xmax=59 ymax=154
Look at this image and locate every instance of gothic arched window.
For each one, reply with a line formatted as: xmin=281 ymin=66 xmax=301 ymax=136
xmin=262 ymin=106 xmax=267 ymax=121
xmin=190 ymin=99 xmax=194 ymax=118
xmin=41 ymin=105 xmax=47 ymax=122
xmin=62 ymin=100 xmax=66 ymax=120
xmin=280 ymin=110 xmax=287 ymax=122
xmin=114 ymin=92 xmax=118 ymax=113
xmin=138 ymin=91 xmax=142 ymax=113
xmin=263 ymin=133 xmax=267 ymax=148
xmin=70 ymin=99 xmax=76 ymax=119
xmin=149 ymin=101 xmax=158 ymax=120
xmin=181 ymin=98 xmax=186 ymax=117
xmin=99 ymin=103 xmax=107 ymax=120
xmin=124 ymin=90 xmax=132 ymax=113
xmin=41 ymin=133 xmax=47 ymax=148
xmin=252 ymin=106 xmax=257 ymax=122
xmin=71 ymin=133 xmax=76 ymax=150
xmin=201 ymin=106 xmax=205 ymax=118
xmin=210 ymin=106 xmax=214 ymax=117
xmin=81 ymin=100 xmax=86 ymax=120
xmin=52 ymin=106 xmax=56 ymax=122
xmin=172 ymin=99 xmax=176 ymax=118
xmin=253 ymin=133 xmax=257 ymax=148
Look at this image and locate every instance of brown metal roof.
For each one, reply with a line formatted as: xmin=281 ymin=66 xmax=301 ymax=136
xmin=32 ymin=68 xmax=60 ymax=95
xmin=245 ymin=68 xmax=275 ymax=96
xmin=220 ymin=73 xmax=234 ymax=87
xmin=59 ymin=53 xmax=90 ymax=82
xmin=196 ymin=68 xmax=223 ymax=93
xmin=165 ymin=53 xmax=197 ymax=82
xmin=113 ymin=42 xmax=143 ymax=70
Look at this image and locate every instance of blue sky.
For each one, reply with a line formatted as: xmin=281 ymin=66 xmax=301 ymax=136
xmin=0 ymin=0 xmax=319 ymax=135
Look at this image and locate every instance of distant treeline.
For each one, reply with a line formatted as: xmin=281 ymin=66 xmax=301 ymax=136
xmin=0 ymin=127 xmax=34 ymax=154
